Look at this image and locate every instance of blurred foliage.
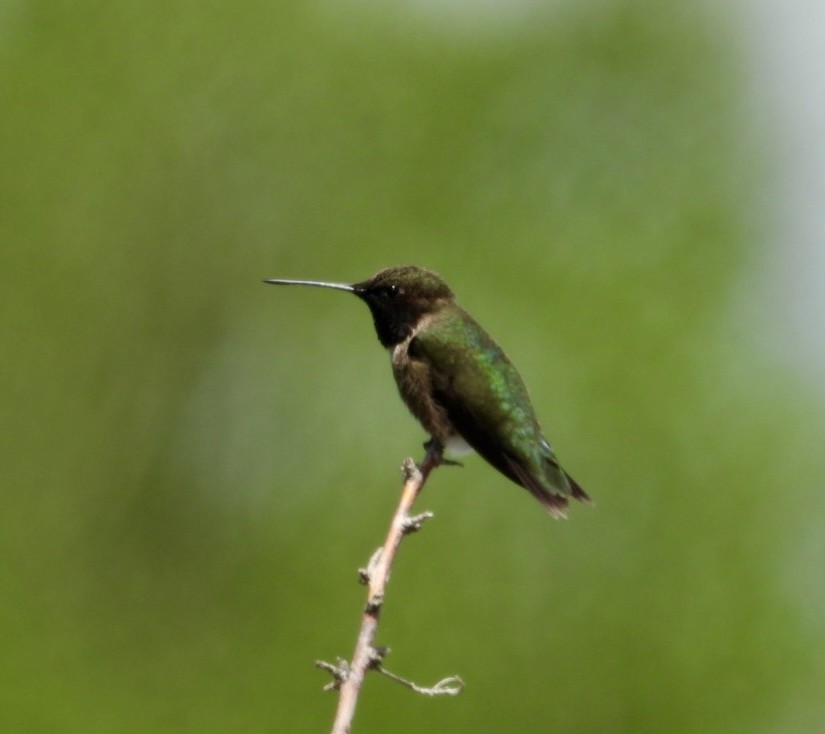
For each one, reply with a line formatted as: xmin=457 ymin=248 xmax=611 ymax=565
xmin=2 ymin=0 xmax=824 ymax=732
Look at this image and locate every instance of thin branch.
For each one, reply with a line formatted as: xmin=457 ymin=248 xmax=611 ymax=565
xmin=322 ymin=442 xmax=446 ymax=734
xmin=373 ymin=663 xmax=464 ymax=697
xmin=366 ymin=646 xmax=463 ymax=697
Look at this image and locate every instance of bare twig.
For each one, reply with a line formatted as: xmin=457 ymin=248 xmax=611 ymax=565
xmin=321 ymin=442 xmax=448 ymax=734
xmin=374 ymin=667 xmax=465 ymax=697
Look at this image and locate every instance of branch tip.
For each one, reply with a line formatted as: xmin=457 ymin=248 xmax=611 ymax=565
xmin=420 ymin=675 xmax=465 ymax=697
xmin=401 ymin=456 xmax=420 ymax=482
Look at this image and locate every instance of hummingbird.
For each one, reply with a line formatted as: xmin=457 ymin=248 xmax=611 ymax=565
xmin=265 ymin=265 xmax=591 ymax=518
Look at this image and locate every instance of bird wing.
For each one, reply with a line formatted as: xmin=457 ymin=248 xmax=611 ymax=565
xmin=410 ymin=308 xmax=587 ymax=515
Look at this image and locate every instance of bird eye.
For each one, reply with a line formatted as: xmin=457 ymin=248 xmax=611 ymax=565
xmin=385 ymin=284 xmax=399 ymax=298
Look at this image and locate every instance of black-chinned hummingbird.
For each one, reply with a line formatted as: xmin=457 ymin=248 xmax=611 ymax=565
xmin=265 ymin=265 xmax=591 ymax=518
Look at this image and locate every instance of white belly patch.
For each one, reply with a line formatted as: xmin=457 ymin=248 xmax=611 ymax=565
xmin=444 ymin=434 xmax=474 ymax=457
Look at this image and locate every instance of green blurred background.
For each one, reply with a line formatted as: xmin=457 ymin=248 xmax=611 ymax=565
xmin=3 ymin=1 xmax=824 ymax=732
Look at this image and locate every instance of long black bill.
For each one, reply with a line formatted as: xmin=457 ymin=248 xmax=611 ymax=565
xmin=263 ymin=278 xmax=355 ymax=293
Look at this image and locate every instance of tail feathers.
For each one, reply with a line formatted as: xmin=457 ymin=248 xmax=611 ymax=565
xmin=535 ymin=491 xmax=571 ymax=520
xmin=565 ymin=472 xmax=593 ymax=506
xmin=533 ymin=472 xmax=591 ymax=520
xmin=501 ymin=454 xmax=591 ymax=519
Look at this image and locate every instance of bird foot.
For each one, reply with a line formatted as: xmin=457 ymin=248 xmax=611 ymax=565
xmin=422 ymin=438 xmax=464 ymax=468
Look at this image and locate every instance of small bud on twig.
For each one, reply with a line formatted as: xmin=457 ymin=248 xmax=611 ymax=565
xmin=402 ymin=510 xmax=434 ymax=534
xmin=315 ymin=658 xmax=351 ymax=692
xmin=358 ymin=548 xmax=383 ymax=585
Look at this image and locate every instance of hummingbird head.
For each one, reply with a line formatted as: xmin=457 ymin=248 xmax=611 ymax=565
xmin=265 ymin=265 xmax=454 ymax=348
xmin=352 ymin=266 xmax=454 ymax=348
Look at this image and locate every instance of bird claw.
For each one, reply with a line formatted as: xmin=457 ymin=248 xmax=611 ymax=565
xmin=422 ymin=438 xmax=463 ymax=468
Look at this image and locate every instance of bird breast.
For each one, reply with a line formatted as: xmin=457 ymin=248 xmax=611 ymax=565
xmin=391 ymin=332 xmax=456 ymax=444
